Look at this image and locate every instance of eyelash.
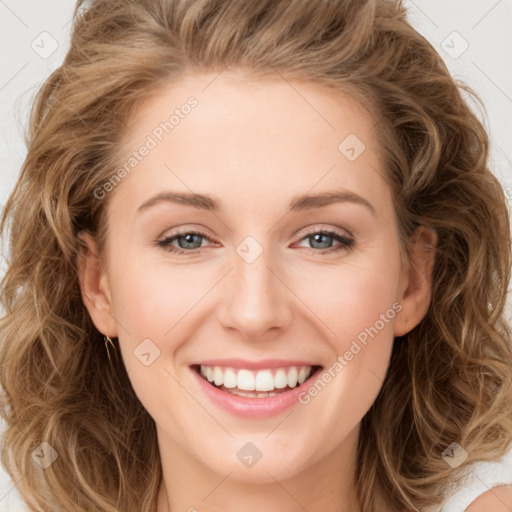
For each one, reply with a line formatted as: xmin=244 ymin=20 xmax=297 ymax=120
xmin=157 ymin=227 xmax=355 ymax=256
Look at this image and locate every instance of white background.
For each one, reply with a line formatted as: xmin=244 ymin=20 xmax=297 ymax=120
xmin=1 ymin=1 xmax=511 ymax=509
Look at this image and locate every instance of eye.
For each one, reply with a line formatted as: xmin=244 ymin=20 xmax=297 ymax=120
xmin=157 ymin=229 xmax=215 ymax=254
xmin=293 ymin=228 xmax=354 ymax=255
xmin=157 ymin=227 xmax=354 ymax=255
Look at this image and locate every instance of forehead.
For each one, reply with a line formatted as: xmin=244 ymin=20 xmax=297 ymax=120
xmin=127 ymin=71 xmax=377 ymax=148
xmin=111 ymin=71 xmax=390 ymax=218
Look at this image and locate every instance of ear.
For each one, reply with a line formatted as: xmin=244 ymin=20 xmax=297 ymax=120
xmin=77 ymin=231 xmax=118 ymax=337
xmin=394 ymin=225 xmax=437 ymax=337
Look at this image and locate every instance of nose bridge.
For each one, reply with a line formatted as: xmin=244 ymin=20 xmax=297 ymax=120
xmin=218 ymin=234 xmax=291 ymax=339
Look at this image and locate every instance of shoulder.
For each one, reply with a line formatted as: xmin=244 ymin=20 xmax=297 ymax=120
xmin=465 ymin=485 xmax=512 ymax=511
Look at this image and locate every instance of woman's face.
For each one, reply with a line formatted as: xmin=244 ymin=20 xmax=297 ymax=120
xmin=80 ymin=71 xmax=433 ymax=485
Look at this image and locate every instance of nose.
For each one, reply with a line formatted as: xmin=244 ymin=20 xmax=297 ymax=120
xmin=216 ymin=240 xmax=293 ymax=341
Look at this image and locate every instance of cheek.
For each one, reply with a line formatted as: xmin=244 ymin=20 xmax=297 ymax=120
xmin=293 ymin=245 xmax=402 ymax=352
xmin=108 ymin=259 xmax=198 ymax=417
xmin=110 ymin=235 xmax=402 ymax=354
xmin=296 ymin=264 xmax=401 ymax=437
xmin=333 ymin=269 xmax=400 ymax=349
xmin=109 ymin=254 xmax=206 ymax=339
xmin=317 ymin=248 xmax=402 ymax=410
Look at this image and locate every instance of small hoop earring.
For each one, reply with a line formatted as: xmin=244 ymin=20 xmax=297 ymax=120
xmin=104 ymin=335 xmax=116 ymax=363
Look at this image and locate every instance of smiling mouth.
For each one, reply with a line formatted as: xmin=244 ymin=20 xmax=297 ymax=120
xmin=192 ymin=364 xmax=323 ymax=398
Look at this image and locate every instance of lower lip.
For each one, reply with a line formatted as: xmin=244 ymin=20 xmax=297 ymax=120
xmin=191 ymin=367 xmax=320 ymax=418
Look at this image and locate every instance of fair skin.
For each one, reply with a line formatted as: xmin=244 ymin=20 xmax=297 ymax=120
xmin=466 ymin=485 xmax=512 ymax=511
xmin=78 ymin=71 xmax=440 ymax=512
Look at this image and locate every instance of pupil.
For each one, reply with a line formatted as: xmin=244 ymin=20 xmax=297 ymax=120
xmin=312 ymin=233 xmax=331 ymax=249
xmin=180 ymin=234 xmax=201 ymax=249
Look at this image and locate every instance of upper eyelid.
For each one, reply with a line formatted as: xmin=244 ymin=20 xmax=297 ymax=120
xmin=159 ymin=223 xmax=354 ymax=240
xmin=159 ymin=227 xmax=353 ymax=242
xmin=300 ymin=225 xmax=353 ymax=239
xmin=158 ymin=227 xmax=354 ymax=249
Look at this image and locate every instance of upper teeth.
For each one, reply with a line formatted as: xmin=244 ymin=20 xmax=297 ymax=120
xmin=200 ymin=365 xmax=312 ymax=391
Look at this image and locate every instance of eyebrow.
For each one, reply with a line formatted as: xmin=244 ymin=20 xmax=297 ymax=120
xmin=136 ymin=189 xmax=377 ymax=216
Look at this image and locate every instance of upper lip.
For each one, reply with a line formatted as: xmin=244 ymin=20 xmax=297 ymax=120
xmin=191 ymin=358 xmax=322 ymax=370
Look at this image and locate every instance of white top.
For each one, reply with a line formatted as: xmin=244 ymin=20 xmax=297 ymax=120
xmin=422 ymin=443 xmax=512 ymax=512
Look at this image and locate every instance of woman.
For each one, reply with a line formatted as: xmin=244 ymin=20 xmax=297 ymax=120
xmin=1 ymin=0 xmax=511 ymax=511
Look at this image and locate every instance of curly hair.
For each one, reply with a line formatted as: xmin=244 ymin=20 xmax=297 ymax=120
xmin=1 ymin=0 xmax=511 ymax=511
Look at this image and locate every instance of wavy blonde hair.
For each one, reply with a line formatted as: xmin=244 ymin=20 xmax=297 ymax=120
xmin=1 ymin=0 xmax=511 ymax=511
